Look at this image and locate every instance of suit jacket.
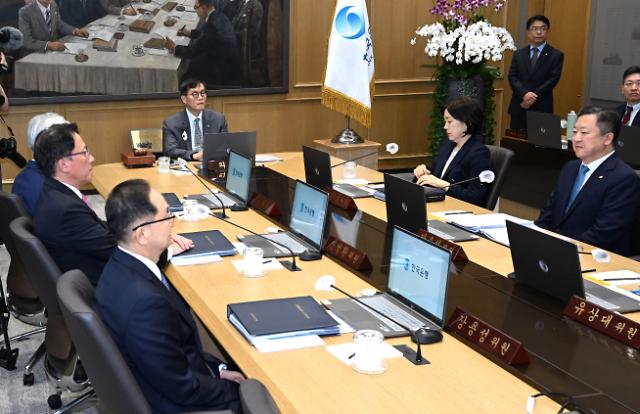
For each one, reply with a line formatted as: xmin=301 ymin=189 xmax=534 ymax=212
xmin=615 ymin=103 xmax=640 ymax=128
xmin=95 ymin=248 xmax=241 ymax=414
xmin=535 ymin=154 xmax=640 ymax=256
xmin=174 ymin=9 xmax=241 ymax=86
xmin=162 ymin=108 xmax=228 ymax=160
xmin=430 ymin=135 xmax=492 ymax=206
xmin=19 ymin=1 xmax=76 ymax=54
xmin=12 ymin=160 xmax=45 ymax=217
xmin=34 ymin=178 xmax=116 ymax=286
xmin=59 ymin=0 xmax=104 ymax=28
xmin=508 ymin=44 xmax=564 ymax=121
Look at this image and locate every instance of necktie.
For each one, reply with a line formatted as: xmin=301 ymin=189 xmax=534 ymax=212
xmin=530 ymin=47 xmax=539 ymax=67
xmin=565 ymin=164 xmax=589 ymax=213
xmin=81 ymin=194 xmax=91 ymax=208
xmin=622 ymin=106 xmax=633 ymax=126
xmin=45 ymin=9 xmax=51 ymax=32
xmin=160 ymin=272 xmax=171 ymax=291
xmin=193 ymin=118 xmax=203 ymax=151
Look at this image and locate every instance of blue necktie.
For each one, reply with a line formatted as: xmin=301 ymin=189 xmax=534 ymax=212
xmin=159 ymin=273 xmax=171 ymax=291
xmin=565 ymin=164 xmax=589 ymax=213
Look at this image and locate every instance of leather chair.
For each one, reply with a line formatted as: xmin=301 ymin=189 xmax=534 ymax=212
xmin=57 ymin=269 xmax=280 ymax=414
xmin=484 ymin=145 xmax=515 ymax=211
xmin=10 ymin=217 xmax=94 ymax=412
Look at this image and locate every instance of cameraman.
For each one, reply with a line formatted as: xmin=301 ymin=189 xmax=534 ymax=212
xmin=0 ymin=52 xmax=7 ymax=112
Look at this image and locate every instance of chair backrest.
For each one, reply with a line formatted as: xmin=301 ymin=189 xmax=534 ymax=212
xmin=240 ymin=378 xmax=280 ymax=414
xmin=57 ymin=270 xmax=153 ymax=414
xmin=484 ymin=145 xmax=515 ymax=210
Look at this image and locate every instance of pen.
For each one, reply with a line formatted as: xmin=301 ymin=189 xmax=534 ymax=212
xmin=444 ymin=211 xmax=472 ymax=215
xmin=603 ymin=277 xmax=640 ymax=282
xmin=581 ymin=268 xmax=596 ymax=273
xmin=348 ymin=352 xmax=355 ymax=359
xmin=262 ymin=260 xmax=270 ymax=264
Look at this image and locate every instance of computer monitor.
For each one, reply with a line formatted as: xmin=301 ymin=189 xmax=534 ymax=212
xmin=225 ymin=150 xmax=252 ymax=203
xmin=289 ymin=180 xmax=329 ymax=250
xmin=203 ymin=131 xmax=257 ymax=163
xmin=387 ymin=226 xmax=451 ymax=327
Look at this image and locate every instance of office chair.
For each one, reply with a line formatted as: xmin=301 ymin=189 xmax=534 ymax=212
xmin=484 ymin=145 xmax=515 ymax=211
xmin=57 ymin=269 xmax=280 ymax=414
xmin=10 ymin=217 xmax=94 ymax=412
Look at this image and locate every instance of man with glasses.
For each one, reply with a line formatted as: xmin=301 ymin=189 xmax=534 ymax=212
xmin=508 ymin=14 xmax=564 ymax=131
xmin=96 ymin=179 xmax=244 ymax=414
xmin=33 ymin=123 xmax=193 ymax=285
xmin=162 ymin=78 xmax=228 ymax=161
xmin=616 ymin=66 xmax=640 ymax=127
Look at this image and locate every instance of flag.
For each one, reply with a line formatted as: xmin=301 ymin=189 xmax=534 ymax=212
xmin=321 ymin=0 xmax=375 ymax=128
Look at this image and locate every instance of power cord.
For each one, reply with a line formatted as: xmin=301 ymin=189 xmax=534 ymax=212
xmin=526 ymin=391 xmax=599 ymax=414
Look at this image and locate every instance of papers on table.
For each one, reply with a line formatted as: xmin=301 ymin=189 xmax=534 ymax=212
xmin=587 ymin=270 xmax=640 ymax=298
xmin=171 ymin=254 xmax=223 ymax=266
xmin=64 ymin=43 xmax=89 ymax=54
xmin=333 ymin=178 xmax=369 ymax=185
xmin=88 ymin=28 xmax=115 ymax=42
xmin=325 ymin=341 xmax=402 ymax=365
xmin=144 ymin=48 xmax=169 ymax=56
xmin=174 ymin=10 xmax=198 ymax=22
xmin=255 ymin=154 xmax=283 ymax=163
xmin=434 ymin=212 xmax=534 ymax=246
xmin=253 ymin=335 xmax=325 ymax=353
xmin=230 ymin=258 xmax=284 ymax=273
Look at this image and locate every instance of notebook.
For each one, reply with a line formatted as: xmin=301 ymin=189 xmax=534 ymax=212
xmin=526 ymin=111 xmax=563 ymax=149
xmin=174 ymin=230 xmax=236 ymax=258
xmin=203 ymin=131 xmax=256 ymax=165
xmin=238 ymin=180 xmax=329 ymax=258
xmin=615 ymin=125 xmax=640 ymax=169
xmin=302 ymin=146 xmax=371 ymax=198
xmin=506 ymin=220 xmax=640 ymax=313
xmin=326 ymin=226 xmax=452 ymax=337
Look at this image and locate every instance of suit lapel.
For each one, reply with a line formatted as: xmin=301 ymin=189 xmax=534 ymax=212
xmin=181 ymin=110 xmax=192 ymax=147
xmin=442 ymin=137 xmax=475 ymax=181
xmin=49 ymin=178 xmax=105 ymax=225
xmin=561 ymin=156 xmax=616 ymax=220
xmin=202 ymin=110 xmax=212 ymax=133
xmin=33 ymin=3 xmax=49 ymax=35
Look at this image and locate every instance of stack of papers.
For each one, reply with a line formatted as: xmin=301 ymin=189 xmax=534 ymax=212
xmin=255 ymin=154 xmax=283 ymax=163
xmin=64 ymin=43 xmax=89 ymax=55
xmin=88 ymin=28 xmax=115 ymax=42
xmin=587 ymin=270 xmax=640 ymax=297
xmin=440 ymin=212 xmax=534 ymax=246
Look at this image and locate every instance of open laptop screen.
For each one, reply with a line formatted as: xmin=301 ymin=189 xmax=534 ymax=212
xmin=388 ymin=226 xmax=451 ymax=326
xmin=226 ymin=150 xmax=252 ymax=203
xmin=289 ymin=180 xmax=329 ymax=249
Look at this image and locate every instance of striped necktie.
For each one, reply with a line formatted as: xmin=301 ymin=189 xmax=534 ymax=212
xmin=45 ymin=9 xmax=52 ymax=32
xmin=530 ymin=47 xmax=539 ymax=67
xmin=622 ymin=106 xmax=633 ymax=126
xmin=193 ymin=118 xmax=203 ymax=151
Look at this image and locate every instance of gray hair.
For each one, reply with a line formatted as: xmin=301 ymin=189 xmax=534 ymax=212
xmin=26 ymin=112 xmax=69 ymax=150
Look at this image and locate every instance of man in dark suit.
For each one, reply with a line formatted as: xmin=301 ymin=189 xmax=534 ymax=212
xmin=163 ymin=0 xmax=241 ymax=87
xmin=18 ymin=0 xmax=89 ymax=54
xmin=59 ymin=0 xmax=105 ymax=28
xmin=615 ymin=66 xmax=640 ymax=128
xmin=508 ymin=15 xmax=564 ymax=131
xmin=162 ymin=78 xmax=228 ymax=161
xmin=535 ymin=106 xmax=640 ymax=256
xmin=96 ymin=179 xmax=244 ymax=413
xmin=33 ymin=123 xmax=192 ymax=285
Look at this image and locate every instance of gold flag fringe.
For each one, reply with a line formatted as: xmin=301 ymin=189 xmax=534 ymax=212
xmin=321 ymin=81 xmax=374 ymax=129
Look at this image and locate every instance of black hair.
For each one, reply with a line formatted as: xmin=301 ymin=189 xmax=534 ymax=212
xmin=526 ymin=15 xmax=550 ymax=30
xmin=622 ymin=66 xmax=640 ymax=83
xmin=445 ymin=96 xmax=484 ymax=135
xmin=179 ymin=78 xmax=207 ymax=95
xmin=105 ymin=179 xmax=157 ymax=243
xmin=577 ymin=106 xmax=621 ymax=143
xmin=34 ymin=123 xmax=79 ymax=178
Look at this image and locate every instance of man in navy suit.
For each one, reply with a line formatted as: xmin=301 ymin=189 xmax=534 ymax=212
xmin=162 ymin=79 xmax=228 ymax=161
xmin=96 ymin=179 xmax=244 ymax=413
xmin=615 ymin=66 xmax=640 ymax=128
xmin=33 ymin=123 xmax=192 ymax=285
xmin=535 ymin=106 xmax=640 ymax=256
xmin=13 ymin=112 xmax=68 ymax=216
xmin=508 ymin=15 xmax=564 ymax=131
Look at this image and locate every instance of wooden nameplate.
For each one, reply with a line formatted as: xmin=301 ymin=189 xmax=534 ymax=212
xmin=447 ymin=307 xmax=529 ymax=365
xmin=93 ymin=38 xmax=118 ymax=52
xmin=161 ymin=1 xmax=177 ymax=11
xmin=324 ymin=236 xmax=372 ymax=271
xmin=563 ymin=295 xmax=640 ymax=349
xmin=249 ymin=193 xmax=281 ymax=217
xmin=121 ymin=151 xmax=155 ymax=168
xmin=328 ymin=188 xmax=357 ymax=211
xmin=129 ymin=19 xmax=155 ymax=33
xmin=416 ymin=228 xmax=468 ymax=262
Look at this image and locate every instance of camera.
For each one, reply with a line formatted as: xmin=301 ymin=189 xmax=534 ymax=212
xmin=0 ymin=136 xmax=27 ymax=169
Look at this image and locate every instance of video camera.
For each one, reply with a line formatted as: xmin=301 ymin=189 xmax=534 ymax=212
xmin=0 ymin=136 xmax=26 ymax=169
xmin=0 ymin=26 xmax=23 ymax=73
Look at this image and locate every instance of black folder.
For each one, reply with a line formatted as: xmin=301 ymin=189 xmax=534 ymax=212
xmin=175 ymin=230 xmax=236 ymax=258
xmin=227 ymin=296 xmax=339 ymax=338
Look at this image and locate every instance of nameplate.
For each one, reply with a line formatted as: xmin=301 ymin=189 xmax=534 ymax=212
xmin=324 ymin=236 xmax=372 ymax=271
xmin=207 ymin=159 xmax=227 ymax=180
xmin=447 ymin=307 xmax=529 ymax=365
xmin=563 ymin=295 xmax=640 ymax=349
xmin=121 ymin=151 xmax=154 ymax=168
xmin=328 ymin=189 xmax=357 ymax=211
xmin=249 ymin=193 xmax=281 ymax=217
xmin=416 ymin=229 xmax=468 ymax=262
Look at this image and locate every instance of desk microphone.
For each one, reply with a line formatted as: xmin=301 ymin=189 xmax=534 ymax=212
xmin=179 ymin=158 xmax=230 ymax=218
xmin=441 ymin=170 xmax=495 ymax=189
xmin=330 ymin=143 xmax=399 ymax=168
xmin=208 ymin=213 xmax=302 ymax=272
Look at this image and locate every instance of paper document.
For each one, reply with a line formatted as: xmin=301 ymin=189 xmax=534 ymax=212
xmin=253 ymin=335 xmax=325 ymax=353
xmin=325 ymin=341 xmax=402 ymax=365
xmin=255 ymin=154 xmax=283 ymax=163
xmin=144 ymin=48 xmax=170 ymax=56
xmin=64 ymin=43 xmax=89 ymax=54
xmin=171 ymin=254 xmax=223 ymax=266
xmin=88 ymin=28 xmax=114 ymax=42
xmin=230 ymin=258 xmax=284 ymax=273
xmin=333 ymin=178 xmax=369 ymax=185
xmin=446 ymin=213 xmax=532 ymax=233
xmin=586 ymin=271 xmax=640 ymax=298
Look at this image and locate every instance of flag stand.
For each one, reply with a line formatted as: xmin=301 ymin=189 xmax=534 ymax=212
xmin=332 ymin=115 xmax=364 ymax=144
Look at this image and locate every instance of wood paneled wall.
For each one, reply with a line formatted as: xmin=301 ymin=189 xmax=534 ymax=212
xmin=2 ymin=0 xmax=590 ymax=183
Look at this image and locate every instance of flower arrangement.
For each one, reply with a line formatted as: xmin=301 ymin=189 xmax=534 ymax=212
xmin=411 ymin=0 xmax=516 ymax=154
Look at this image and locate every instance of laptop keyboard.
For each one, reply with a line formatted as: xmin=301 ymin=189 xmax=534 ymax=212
xmin=262 ymin=233 xmax=309 ymax=254
xmin=360 ymin=296 xmax=430 ymax=331
xmin=427 ymin=225 xmax=452 ymax=240
xmin=585 ymin=293 xmax=620 ymax=311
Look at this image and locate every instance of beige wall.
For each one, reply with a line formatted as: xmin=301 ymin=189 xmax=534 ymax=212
xmin=3 ymin=0 xmax=590 ymax=183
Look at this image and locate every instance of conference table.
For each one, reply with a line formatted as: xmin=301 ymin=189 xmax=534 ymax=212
xmin=14 ymin=0 xmax=196 ymax=95
xmin=92 ymin=153 xmax=640 ymax=414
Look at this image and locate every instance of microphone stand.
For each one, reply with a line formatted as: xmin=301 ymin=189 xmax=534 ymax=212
xmin=440 ymin=175 xmax=482 ymax=190
xmin=183 ymin=162 xmax=229 ymax=219
xmin=208 ymin=213 xmax=302 ymax=272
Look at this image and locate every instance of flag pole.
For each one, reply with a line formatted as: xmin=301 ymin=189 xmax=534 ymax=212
xmin=332 ymin=115 xmax=364 ymax=144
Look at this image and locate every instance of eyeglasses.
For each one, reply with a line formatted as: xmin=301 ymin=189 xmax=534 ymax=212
xmin=528 ymin=26 xmax=548 ymax=33
xmin=194 ymin=3 xmax=202 ymax=9
xmin=67 ymin=147 xmax=91 ymax=158
xmin=188 ymin=91 xmax=207 ymax=99
xmin=131 ymin=211 xmax=175 ymax=231
xmin=623 ymin=81 xmax=640 ymax=87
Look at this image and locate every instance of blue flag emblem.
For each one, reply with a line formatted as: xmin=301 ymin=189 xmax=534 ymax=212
xmin=335 ymin=6 xmax=365 ymax=39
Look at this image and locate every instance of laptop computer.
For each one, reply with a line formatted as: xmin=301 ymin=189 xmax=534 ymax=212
xmin=326 ymin=226 xmax=451 ymax=337
xmin=373 ymin=172 xmax=446 ymax=203
xmin=506 ymin=220 xmax=640 ymax=313
xmin=526 ymin=111 xmax=563 ymax=149
xmin=615 ymin=125 xmax=640 ymax=169
xmin=203 ymin=131 xmax=257 ymax=164
xmin=185 ymin=150 xmax=253 ymax=209
xmin=238 ymin=180 xmax=329 ymax=258
xmin=383 ymin=173 xmax=478 ymax=242
xmin=302 ymin=146 xmax=371 ymax=198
